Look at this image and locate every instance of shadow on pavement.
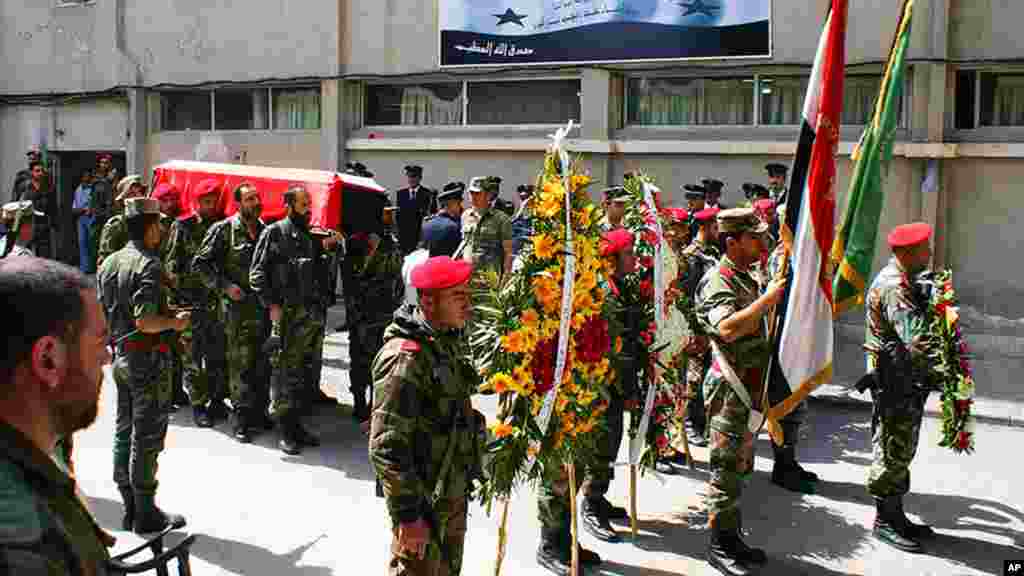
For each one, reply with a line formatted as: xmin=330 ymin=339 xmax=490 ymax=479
xmin=596 ymin=560 xmax=697 ymax=576
xmin=754 ymin=404 xmax=874 ymax=469
xmin=921 ymin=532 xmax=1024 ymax=575
xmin=86 ymin=496 xmax=126 ymax=534
xmin=275 ymin=405 xmax=378 ymax=483
xmin=190 ymin=533 xmax=333 ymax=576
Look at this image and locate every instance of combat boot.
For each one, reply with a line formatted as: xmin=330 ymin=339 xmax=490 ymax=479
xmin=278 ymin=415 xmax=302 ymax=456
xmin=536 ymin=527 xmax=571 ymax=575
xmin=893 ymin=496 xmax=936 ymax=540
xmin=582 ymin=497 xmax=620 ymax=542
xmin=192 ymin=405 xmax=213 ymax=428
xmin=735 ymin=514 xmax=767 ymax=565
xmin=295 ymin=420 xmax=321 ymax=447
xmin=873 ymin=497 xmax=923 ymax=553
xmin=706 ymin=517 xmax=752 ymax=576
xmin=232 ymin=410 xmax=252 ymax=444
xmin=132 ymin=493 xmax=186 ymax=535
xmin=208 ymin=398 xmax=231 ymax=422
xmin=117 ymin=486 xmax=134 ymax=531
xmin=770 ymin=443 xmax=815 ymax=495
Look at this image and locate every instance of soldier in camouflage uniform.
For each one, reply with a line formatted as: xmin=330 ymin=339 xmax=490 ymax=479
xmin=764 ymin=207 xmax=818 ymax=496
xmin=350 ymin=208 xmax=403 ymax=423
xmin=307 ymin=226 xmax=344 ymax=409
xmin=679 ymin=206 xmax=721 ymax=448
xmin=0 ymin=201 xmax=44 ymax=258
xmin=97 ymin=175 xmax=147 ymax=266
xmin=152 ymin=182 xmax=189 ymax=409
xmin=166 ymin=179 xmax=228 ymax=428
xmin=862 ymin=222 xmax=938 ymax=553
xmin=461 ymin=176 xmax=513 ymax=280
xmin=194 ymin=183 xmax=273 ymax=443
xmin=97 ymin=197 xmax=190 ymax=534
xmin=697 ymin=208 xmax=785 ymax=576
xmin=250 ymin=185 xmax=325 ymax=455
xmin=369 ymin=255 xmax=484 ymax=576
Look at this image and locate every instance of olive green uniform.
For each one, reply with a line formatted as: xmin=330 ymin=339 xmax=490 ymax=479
xmin=461 ymin=207 xmax=512 ymax=278
xmin=370 ymin=303 xmax=483 ymax=576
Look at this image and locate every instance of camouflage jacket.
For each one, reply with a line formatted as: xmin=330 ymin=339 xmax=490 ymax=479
xmin=249 ymin=216 xmax=321 ymax=309
xmin=193 ymin=214 xmax=265 ymax=303
xmin=165 ymin=213 xmax=217 ymax=308
xmin=356 ymin=234 xmax=403 ymax=326
xmin=96 ymin=214 xmax=127 ymax=266
xmin=697 ymin=255 xmax=772 ymax=433
xmin=369 ymin=304 xmax=482 ymax=526
xmin=461 ymin=207 xmax=511 ymax=275
xmin=681 ymin=239 xmax=721 ymax=301
xmin=864 ymin=258 xmax=931 ymax=376
xmin=0 ymin=423 xmax=110 ymax=576
xmin=96 ymin=241 xmax=163 ymax=345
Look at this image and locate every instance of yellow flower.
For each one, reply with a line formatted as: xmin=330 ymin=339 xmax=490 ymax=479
xmin=542 ymin=317 xmax=561 ymax=339
xmin=573 ymin=291 xmax=594 ymax=314
xmin=521 ymin=309 xmax=540 ymax=329
xmin=577 ymin=416 xmax=597 ymax=434
xmin=543 ymin=179 xmax=565 ymax=197
xmin=570 ymin=174 xmax=591 ymax=192
xmin=533 ymin=234 xmax=559 ymax=260
xmin=532 ymin=276 xmax=561 ymax=314
xmin=573 ymin=208 xmax=592 ymax=229
xmin=488 ymin=372 xmax=514 ymax=394
xmin=536 ymin=194 xmax=562 ymax=219
xmin=491 ymin=422 xmax=515 ymax=439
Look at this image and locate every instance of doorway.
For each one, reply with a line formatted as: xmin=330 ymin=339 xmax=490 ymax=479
xmin=51 ymin=151 xmax=127 ymax=267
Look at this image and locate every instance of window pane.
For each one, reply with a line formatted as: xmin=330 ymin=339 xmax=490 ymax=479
xmin=273 ymin=88 xmax=321 ymax=129
xmin=627 ymin=77 xmax=753 ymax=126
xmin=841 ymin=76 xmax=883 ymax=125
xmin=366 ymin=84 xmax=464 ymax=126
xmin=980 ymin=72 xmax=1024 ymax=127
xmin=467 ymin=80 xmax=580 ymax=125
xmin=161 ymin=92 xmax=211 ymax=131
xmin=955 ymin=71 xmax=976 ymax=130
xmin=760 ymin=76 xmax=808 ymax=125
xmin=215 ymin=89 xmax=267 ymax=130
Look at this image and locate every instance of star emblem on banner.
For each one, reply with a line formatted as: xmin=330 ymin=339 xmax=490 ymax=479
xmin=678 ymin=0 xmax=719 ymax=17
xmin=493 ymin=8 xmax=528 ymax=27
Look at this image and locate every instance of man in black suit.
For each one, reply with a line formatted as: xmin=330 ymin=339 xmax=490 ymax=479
xmin=395 ymin=165 xmax=437 ymax=255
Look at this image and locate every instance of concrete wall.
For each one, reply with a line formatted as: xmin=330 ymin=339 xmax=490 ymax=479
xmin=50 ymin=98 xmax=129 ymax=152
xmin=949 ymin=0 xmax=1023 ymax=61
xmin=148 ymin=131 xmax=324 ymax=174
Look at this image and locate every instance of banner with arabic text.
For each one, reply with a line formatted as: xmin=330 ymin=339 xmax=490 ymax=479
xmin=440 ymin=0 xmax=771 ymax=66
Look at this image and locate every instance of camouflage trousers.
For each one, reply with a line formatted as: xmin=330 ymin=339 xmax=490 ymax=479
xmin=867 ymin=389 xmax=928 ymax=497
xmin=537 ymin=461 xmax=583 ymax=544
xmin=269 ymin=303 xmax=322 ymax=419
xmin=112 ymin=349 xmax=172 ymax=495
xmin=582 ymin=385 xmax=624 ymax=499
xmin=388 ymin=497 xmax=467 ymax=576
xmin=685 ymin=351 xmax=709 ymax=430
xmin=224 ymin=298 xmax=269 ymax=414
xmin=306 ymin=310 xmax=326 ymax=402
xmin=706 ymin=403 xmax=756 ymax=531
xmin=181 ymin=307 xmax=227 ymax=407
xmin=350 ymin=322 xmax=387 ymax=401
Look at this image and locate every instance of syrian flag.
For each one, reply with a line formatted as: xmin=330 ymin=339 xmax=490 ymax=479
xmin=765 ymin=0 xmax=847 ymax=435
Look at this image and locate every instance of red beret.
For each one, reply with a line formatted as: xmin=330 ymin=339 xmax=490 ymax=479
xmin=194 ymin=179 xmax=221 ymax=199
xmin=754 ymin=198 xmax=775 ymax=212
xmin=664 ymin=207 xmax=689 ymax=223
xmin=887 ymin=222 xmax=932 ymax=248
xmin=152 ymin=183 xmax=179 ymax=201
xmin=97 ymin=153 xmax=113 ymax=162
xmin=411 ymin=256 xmax=473 ymax=290
xmin=601 ymin=228 xmax=635 ymax=257
xmin=694 ymin=207 xmax=720 ymax=223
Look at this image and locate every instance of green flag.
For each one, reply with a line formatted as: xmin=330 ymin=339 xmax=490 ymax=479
xmin=831 ymin=0 xmax=913 ymax=316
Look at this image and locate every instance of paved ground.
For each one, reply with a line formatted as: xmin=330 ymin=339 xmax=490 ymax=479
xmin=72 ymin=308 xmax=1024 ymax=575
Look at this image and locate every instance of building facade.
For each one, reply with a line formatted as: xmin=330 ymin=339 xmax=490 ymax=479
xmin=2 ymin=0 xmax=1022 ymax=405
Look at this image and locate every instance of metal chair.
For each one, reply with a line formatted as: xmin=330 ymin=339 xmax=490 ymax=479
xmin=106 ymin=525 xmax=197 ymax=576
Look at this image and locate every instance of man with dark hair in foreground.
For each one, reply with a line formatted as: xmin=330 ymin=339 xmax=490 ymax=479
xmin=0 ymin=256 xmax=112 ymax=572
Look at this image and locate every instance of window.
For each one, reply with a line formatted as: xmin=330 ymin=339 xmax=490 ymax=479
xmin=365 ymin=84 xmax=464 ymax=126
xmin=842 ymin=76 xmax=884 ymax=126
xmin=759 ymin=76 xmax=809 ymax=126
xmin=214 ymin=89 xmax=267 ymax=130
xmin=955 ymin=70 xmax=977 ymax=130
xmin=467 ymin=80 xmax=580 ymax=125
xmin=273 ymin=87 xmax=321 ymax=130
xmin=161 ymin=92 xmax=211 ymax=131
xmin=980 ymin=72 xmax=1024 ymax=127
xmin=627 ymin=77 xmax=754 ymax=126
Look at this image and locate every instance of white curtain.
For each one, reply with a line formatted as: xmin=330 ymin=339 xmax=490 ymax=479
xmin=841 ymin=76 xmax=882 ymax=126
xmin=273 ymin=89 xmax=321 ymax=130
xmin=760 ymin=77 xmax=808 ymax=125
xmin=992 ymin=75 xmax=1024 ymax=126
xmin=630 ymin=78 xmax=752 ymax=126
xmin=400 ymin=86 xmax=462 ymax=126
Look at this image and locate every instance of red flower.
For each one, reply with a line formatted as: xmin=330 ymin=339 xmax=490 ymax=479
xmin=643 ymin=230 xmax=658 ymax=246
xmin=959 ymin=358 xmax=971 ymax=373
xmin=955 ymin=399 xmax=972 ymax=413
xmin=639 ymin=256 xmax=654 ymax=270
xmin=656 ymin=434 xmax=669 ymax=450
xmin=640 ymin=279 xmax=653 ymax=299
xmin=956 ymin=431 xmax=971 ymax=451
xmin=531 ymin=337 xmax=558 ymax=394
xmin=575 ymin=316 xmax=610 ymax=364
xmin=640 ymin=331 xmax=653 ymax=346
xmin=936 ymin=301 xmax=948 ymax=316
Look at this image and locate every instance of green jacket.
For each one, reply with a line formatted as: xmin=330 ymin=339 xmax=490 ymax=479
xmin=0 ymin=422 xmax=110 ymax=575
xmin=96 ymin=214 xmax=127 ymax=266
xmin=461 ymin=207 xmax=512 ymax=276
xmin=356 ymin=233 xmax=403 ymax=326
xmin=96 ymin=241 xmax=163 ymax=345
xmin=165 ymin=213 xmax=217 ymax=308
xmin=193 ymin=214 xmax=265 ymax=300
xmin=865 ymin=258 xmax=931 ymax=376
xmin=369 ymin=304 xmax=483 ymax=526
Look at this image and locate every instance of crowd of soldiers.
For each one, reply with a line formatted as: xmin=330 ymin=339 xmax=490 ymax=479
xmin=0 ymin=155 xmax=942 ymax=575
